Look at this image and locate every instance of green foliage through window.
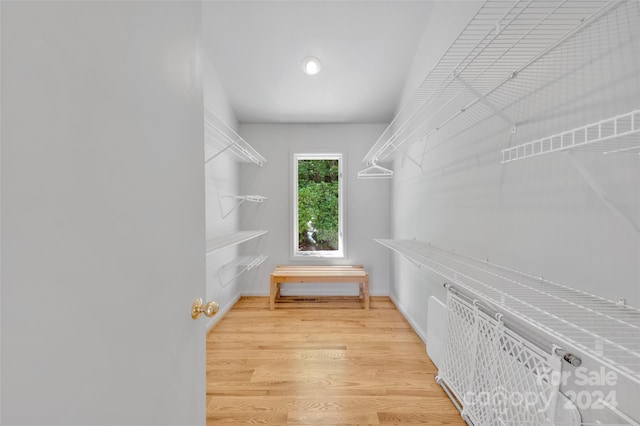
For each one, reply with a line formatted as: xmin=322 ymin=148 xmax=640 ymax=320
xmin=297 ymin=159 xmax=339 ymax=251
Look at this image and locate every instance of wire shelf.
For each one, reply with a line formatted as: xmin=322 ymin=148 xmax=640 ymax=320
xmin=204 ymin=107 xmax=266 ymax=166
xmin=223 ymin=195 xmax=267 ymax=203
xmin=502 ymin=109 xmax=640 ymax=162
xmin=376 ymin=238 xmax=640 ymax=385
xmin=206 ymin=230 xmax=268 ymax=255
xmin=362 ymin=0 xmax=624 ymax=166
xmin=220 ymin=195 xmax=268 ymax=219
xmin=218 ymin=254 xmax=268 ymax=288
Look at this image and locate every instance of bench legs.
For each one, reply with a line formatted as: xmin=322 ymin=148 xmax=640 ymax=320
xmin=363 ymin=279 xmax=370 ymax=310
xmin=269 ymin=275 xmax=276 ymax=310
xmin=358 ymin=282 xmax=370 ymax=309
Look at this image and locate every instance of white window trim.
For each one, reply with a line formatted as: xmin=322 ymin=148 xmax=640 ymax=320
xmin=292 ymin=153 xmax=344 ymax=259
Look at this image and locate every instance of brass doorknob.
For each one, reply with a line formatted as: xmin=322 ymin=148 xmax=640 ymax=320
xmin=191 ymin=298 xmax=219 ymax=320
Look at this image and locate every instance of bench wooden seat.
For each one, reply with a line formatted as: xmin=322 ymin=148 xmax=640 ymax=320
xmin=270 ymin=265 xmax=369 ymax=310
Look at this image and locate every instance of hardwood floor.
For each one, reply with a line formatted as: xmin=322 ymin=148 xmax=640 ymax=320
xmin=206 ymin=296 xmax=464 ymax=425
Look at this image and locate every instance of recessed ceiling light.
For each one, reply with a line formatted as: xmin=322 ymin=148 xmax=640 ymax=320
xmin=302 ymin=57 xmax=321 ymax=75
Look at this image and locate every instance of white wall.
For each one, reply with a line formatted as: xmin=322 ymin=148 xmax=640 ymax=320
xmin=387 ymin=0 xmax=483 ymax=341
xmin=1 ymin=2 xmax=207 ymax=424
xmin=237 ymin=123 xmax=391 ymax=297
xmin=202 ymin=52 xmax=243 ymax=329
xmin=389 ymin=1 xmax=640 ymax=423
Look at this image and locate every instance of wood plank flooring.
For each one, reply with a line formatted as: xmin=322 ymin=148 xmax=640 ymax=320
xmin=206 ymin=296 xmax=464 ymax=425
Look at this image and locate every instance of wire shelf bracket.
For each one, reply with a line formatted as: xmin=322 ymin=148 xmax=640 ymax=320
xmin=502 ymin=109 xmax=640 ymax=163
xmin=204 ymin=107 xmax=267 ymax=167
xmin=454 ymin=73 xmax=517 ymax=134
xmin=564 ymin=152 xmax=640 ymax=237
xmin=220 ymin=195 xmax=268 ymax=219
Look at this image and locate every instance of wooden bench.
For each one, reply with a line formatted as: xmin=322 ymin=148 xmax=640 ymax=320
xmin=270 ymin=265 xmax=369 ymax=310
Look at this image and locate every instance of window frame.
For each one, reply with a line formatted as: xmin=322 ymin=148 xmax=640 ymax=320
xmin=292 ymin=153 xmax=344 ymax=259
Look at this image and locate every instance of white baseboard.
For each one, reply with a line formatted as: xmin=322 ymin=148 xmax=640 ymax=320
xmin=389 ymin=294 xmax=428 ymax=345
xmin=206 ymin=292 xmax=241 ymax=332
xmin=241 ymin=291 xmax=270 ymax=297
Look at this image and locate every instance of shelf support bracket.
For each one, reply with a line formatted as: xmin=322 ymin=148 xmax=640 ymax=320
xmin=220 ymin=196 xmax=246 ymax=219
xmin=219 ymin=195 xmax=266 ymax=219
xmin=564 ymin=152 xmax=640 ymax=238
xmin=401 ymin=135 xmax=431 ymax=170
xmin=205 ymin=140 xmax=237 ymax=164
xmin=400 ymin=150 xmax=423 ymax=169
xmin=454 ymin=74 xmax=517 ymax=133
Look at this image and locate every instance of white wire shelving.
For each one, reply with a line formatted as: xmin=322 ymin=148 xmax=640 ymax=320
xmin=376 ymin=238 xmax=640 ymax=386
xmin=502 ymin=109 xmax=640 ymax=163
xmin=206 ymin=230 xmax=268 ymax=255
xmin=220 ymin=195 xmax=268 ymax=219
xmin=204 ymin=107 xmax=266 ymax=167
xmin=224 ymin=195 xmax=267 ymax=203
xmin=360 ymin=0 xmax=626 ymax=173
xmin=218 ymin=254 xmax=268 ymax=288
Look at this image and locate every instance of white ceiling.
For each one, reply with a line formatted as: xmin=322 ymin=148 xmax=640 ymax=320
xmin=201 ymin=1 xmax=434 ymax=124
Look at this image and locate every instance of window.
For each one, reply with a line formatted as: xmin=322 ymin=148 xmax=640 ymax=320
xmin=293 ymin=153 xmax=344 ymax=258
